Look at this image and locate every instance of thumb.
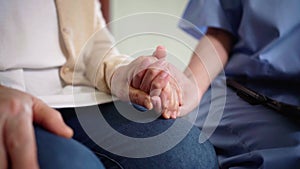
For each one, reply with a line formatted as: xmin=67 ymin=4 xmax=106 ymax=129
xmin=152 ymin=45 xmax=167 ymax=60
xmin=32 ymin=98 xmax=73 ymax=138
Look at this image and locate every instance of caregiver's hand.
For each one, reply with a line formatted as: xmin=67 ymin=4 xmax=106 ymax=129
xmin=0 ymin=85 xmax=73 ymax=169
xmin=156 ymin=63 xmax=203 ymax=117
xmin=136 ymin=59 xmax=203 ymax=118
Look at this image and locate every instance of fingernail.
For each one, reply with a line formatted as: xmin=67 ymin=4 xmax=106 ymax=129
xmin=167 ymin=111 xmax=172 ymax=119
xmin=171 ymin=112 xmax=177 ymax=119
xmin=67 ymin=127 xmax=74 ymax=137
xmin=144 ymin=98 xmax=153 ymax=110
xmin=163 ymin=113 xmax=170 ymax=119
xmin=157 ymin=45 xmax=165 ymax=50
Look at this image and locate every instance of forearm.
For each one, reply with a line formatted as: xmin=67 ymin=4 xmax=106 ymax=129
xmin=184 ymin=28 xmax=234 ymax=97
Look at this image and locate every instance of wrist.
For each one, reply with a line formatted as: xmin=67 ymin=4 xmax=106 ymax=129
xmin=110 ymin=66 xmax=124 ymax=97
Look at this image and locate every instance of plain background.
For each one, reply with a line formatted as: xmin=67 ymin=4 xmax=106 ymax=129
xmin=110 ymin=0 xmax=197 ymax=70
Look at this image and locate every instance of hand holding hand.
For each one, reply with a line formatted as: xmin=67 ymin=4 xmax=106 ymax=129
xmin=132 ymin=47 xmax=203 ymax=118
xmin=111 ymin=46 xmax=183 ymax=118
xmin=131 ymin=46 xmax=183 ymax=119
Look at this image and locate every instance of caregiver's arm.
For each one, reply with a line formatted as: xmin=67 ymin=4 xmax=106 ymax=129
xmin=187 ymin=28 xmax=234 ymax=96
xmin=180 ymin=28 xmax=234 ymax=116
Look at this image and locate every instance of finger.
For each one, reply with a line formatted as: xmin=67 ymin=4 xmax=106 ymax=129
xmin=131 ymin=57 xmax=157 ymax=89
xmin=169 ymin=93 xmax=179 ymax=119
xmin=140 ymin=62 xmax=170 ymax=93
xmin=149 ymin=71 xmax=170 ymax=96
xmin=129 ymin=86 xmax=153 ymax=110
xmin=171 ymin=84 xmax=180 ymax=111
xmin=177 ymin=107 xmax=183 ymax=117
xmin=170 ymin=111 xmax=177 ymax=119
xmin=165 ymin=77 xmax=182 ymax=117
xmin=160 ymin=88 xmax=170 ymax=119
xmin=173 ymin=79 xmax=182 ymax=117
xmin=173 ymin=78 xmax=183 ymax=107
xmin=152 ymin=46 xmax=167 ymax=59
xmin=177 ymin=107 xmax=182 ymax=117
xmin=139 ymin=69 xmax=161 ymax=93
xmin=162 ymin=91 xmax=178 ymax=119
xmin=5 ymin=112 xmax=39 ymax=169
xmin=162 ymin=110 xmax=171 ymax=119
xmin=0 ymin=122 xmax=8 ymax=169
xmin=150 ymin=88 xmax=162 ymax=98
xmin=32 ymin=98 xmax=73 ymax=138
xmin=151 ymin=96 xmax=162 ymax=113
xmin=130 ymin=56 xmax=157 ymax=82
xmin=160 ymin=82 xmax=180 ymax=119
xmin=132 ymin=69 xmax=146 ymax=89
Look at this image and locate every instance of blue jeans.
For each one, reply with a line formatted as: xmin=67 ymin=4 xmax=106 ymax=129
xmin=53 ymin=101 xmax=217 ymax=169
xmin=35 ymin=126 xmax=105 ymax=169
xmin=194 ymin=76 xmax=300 ymax=169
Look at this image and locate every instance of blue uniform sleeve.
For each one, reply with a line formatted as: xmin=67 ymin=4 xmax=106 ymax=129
xmin=179 ymin=0 xmax=242 ymax=39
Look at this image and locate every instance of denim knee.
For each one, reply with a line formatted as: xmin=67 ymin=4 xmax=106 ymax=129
xmin=124 ymin=126 xmax=218 ymax=169
xmin=106 ymin=119 xmax=218 ymax=169
xmin=35 ymin=126 xmax=105 ymax=169
xmin=157 ymin=126 xmax=218 ymax=169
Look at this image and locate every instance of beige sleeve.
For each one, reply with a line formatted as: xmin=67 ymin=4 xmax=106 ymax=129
xmin=82 ymin=7 xmax=132 ymax=94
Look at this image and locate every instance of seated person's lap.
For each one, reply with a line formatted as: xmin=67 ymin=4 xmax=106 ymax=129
xmin=35 ymin=126 xmax=105 ymax=169
xmin=195 ymin=77 xmax=300 ymax=169
xmin=58 ymin=101 xmax=218 ymax=169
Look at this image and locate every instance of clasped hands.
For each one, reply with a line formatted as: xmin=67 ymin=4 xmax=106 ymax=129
xmin=111 ymin=46 xmax=199 ymax=119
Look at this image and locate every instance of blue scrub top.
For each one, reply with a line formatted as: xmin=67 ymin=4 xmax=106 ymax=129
xmin=179 ymin=0 xmax=300 ymax=105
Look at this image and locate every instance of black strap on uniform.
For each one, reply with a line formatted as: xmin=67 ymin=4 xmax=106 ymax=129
xmin=226 ymin=78 xmax=300 ymax=122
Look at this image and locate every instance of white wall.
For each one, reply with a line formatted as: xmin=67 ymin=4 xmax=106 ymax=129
xmin=109 ymin=0 xmax=197 ymax=70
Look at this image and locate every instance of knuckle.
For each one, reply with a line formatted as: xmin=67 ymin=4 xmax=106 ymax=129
xmin=141 ymin=57 xmax=156 ymax=66
xmin=132 ymin=56 xmax=145 ymax=64
xmin=7 ymin=98 xmax=31 ymax=116
xmin=6 ymin=136 xmax=21 ymax=151
xmin=136 ymin=71 xmax=144 ymax=79
xmin=151 ymin=82 xmax=161 ymax=89
xmin=138 ymin=55 xmax=147 ymax=60
xmin=141 ymin=85 xmax=150 ymax=93
xmin=147 ymin=69 xmax=156 ymax=77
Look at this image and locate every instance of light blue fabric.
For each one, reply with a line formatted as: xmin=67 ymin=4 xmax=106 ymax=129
xmin=179 ymin=0 xmax=300 ymax=105
xmin=195 ymin=76 xmax=300 ymax=169
xmin=179 ymin=1 xmax=300 ymax=168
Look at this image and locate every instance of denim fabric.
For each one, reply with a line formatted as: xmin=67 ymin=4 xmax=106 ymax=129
xmin=194 ymin=76 xmax=300 ymax=169
xmin=59 ymin=101 xmax=218 ymax=169
xmin=35 ymin=126 xmax=105 ymax=169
